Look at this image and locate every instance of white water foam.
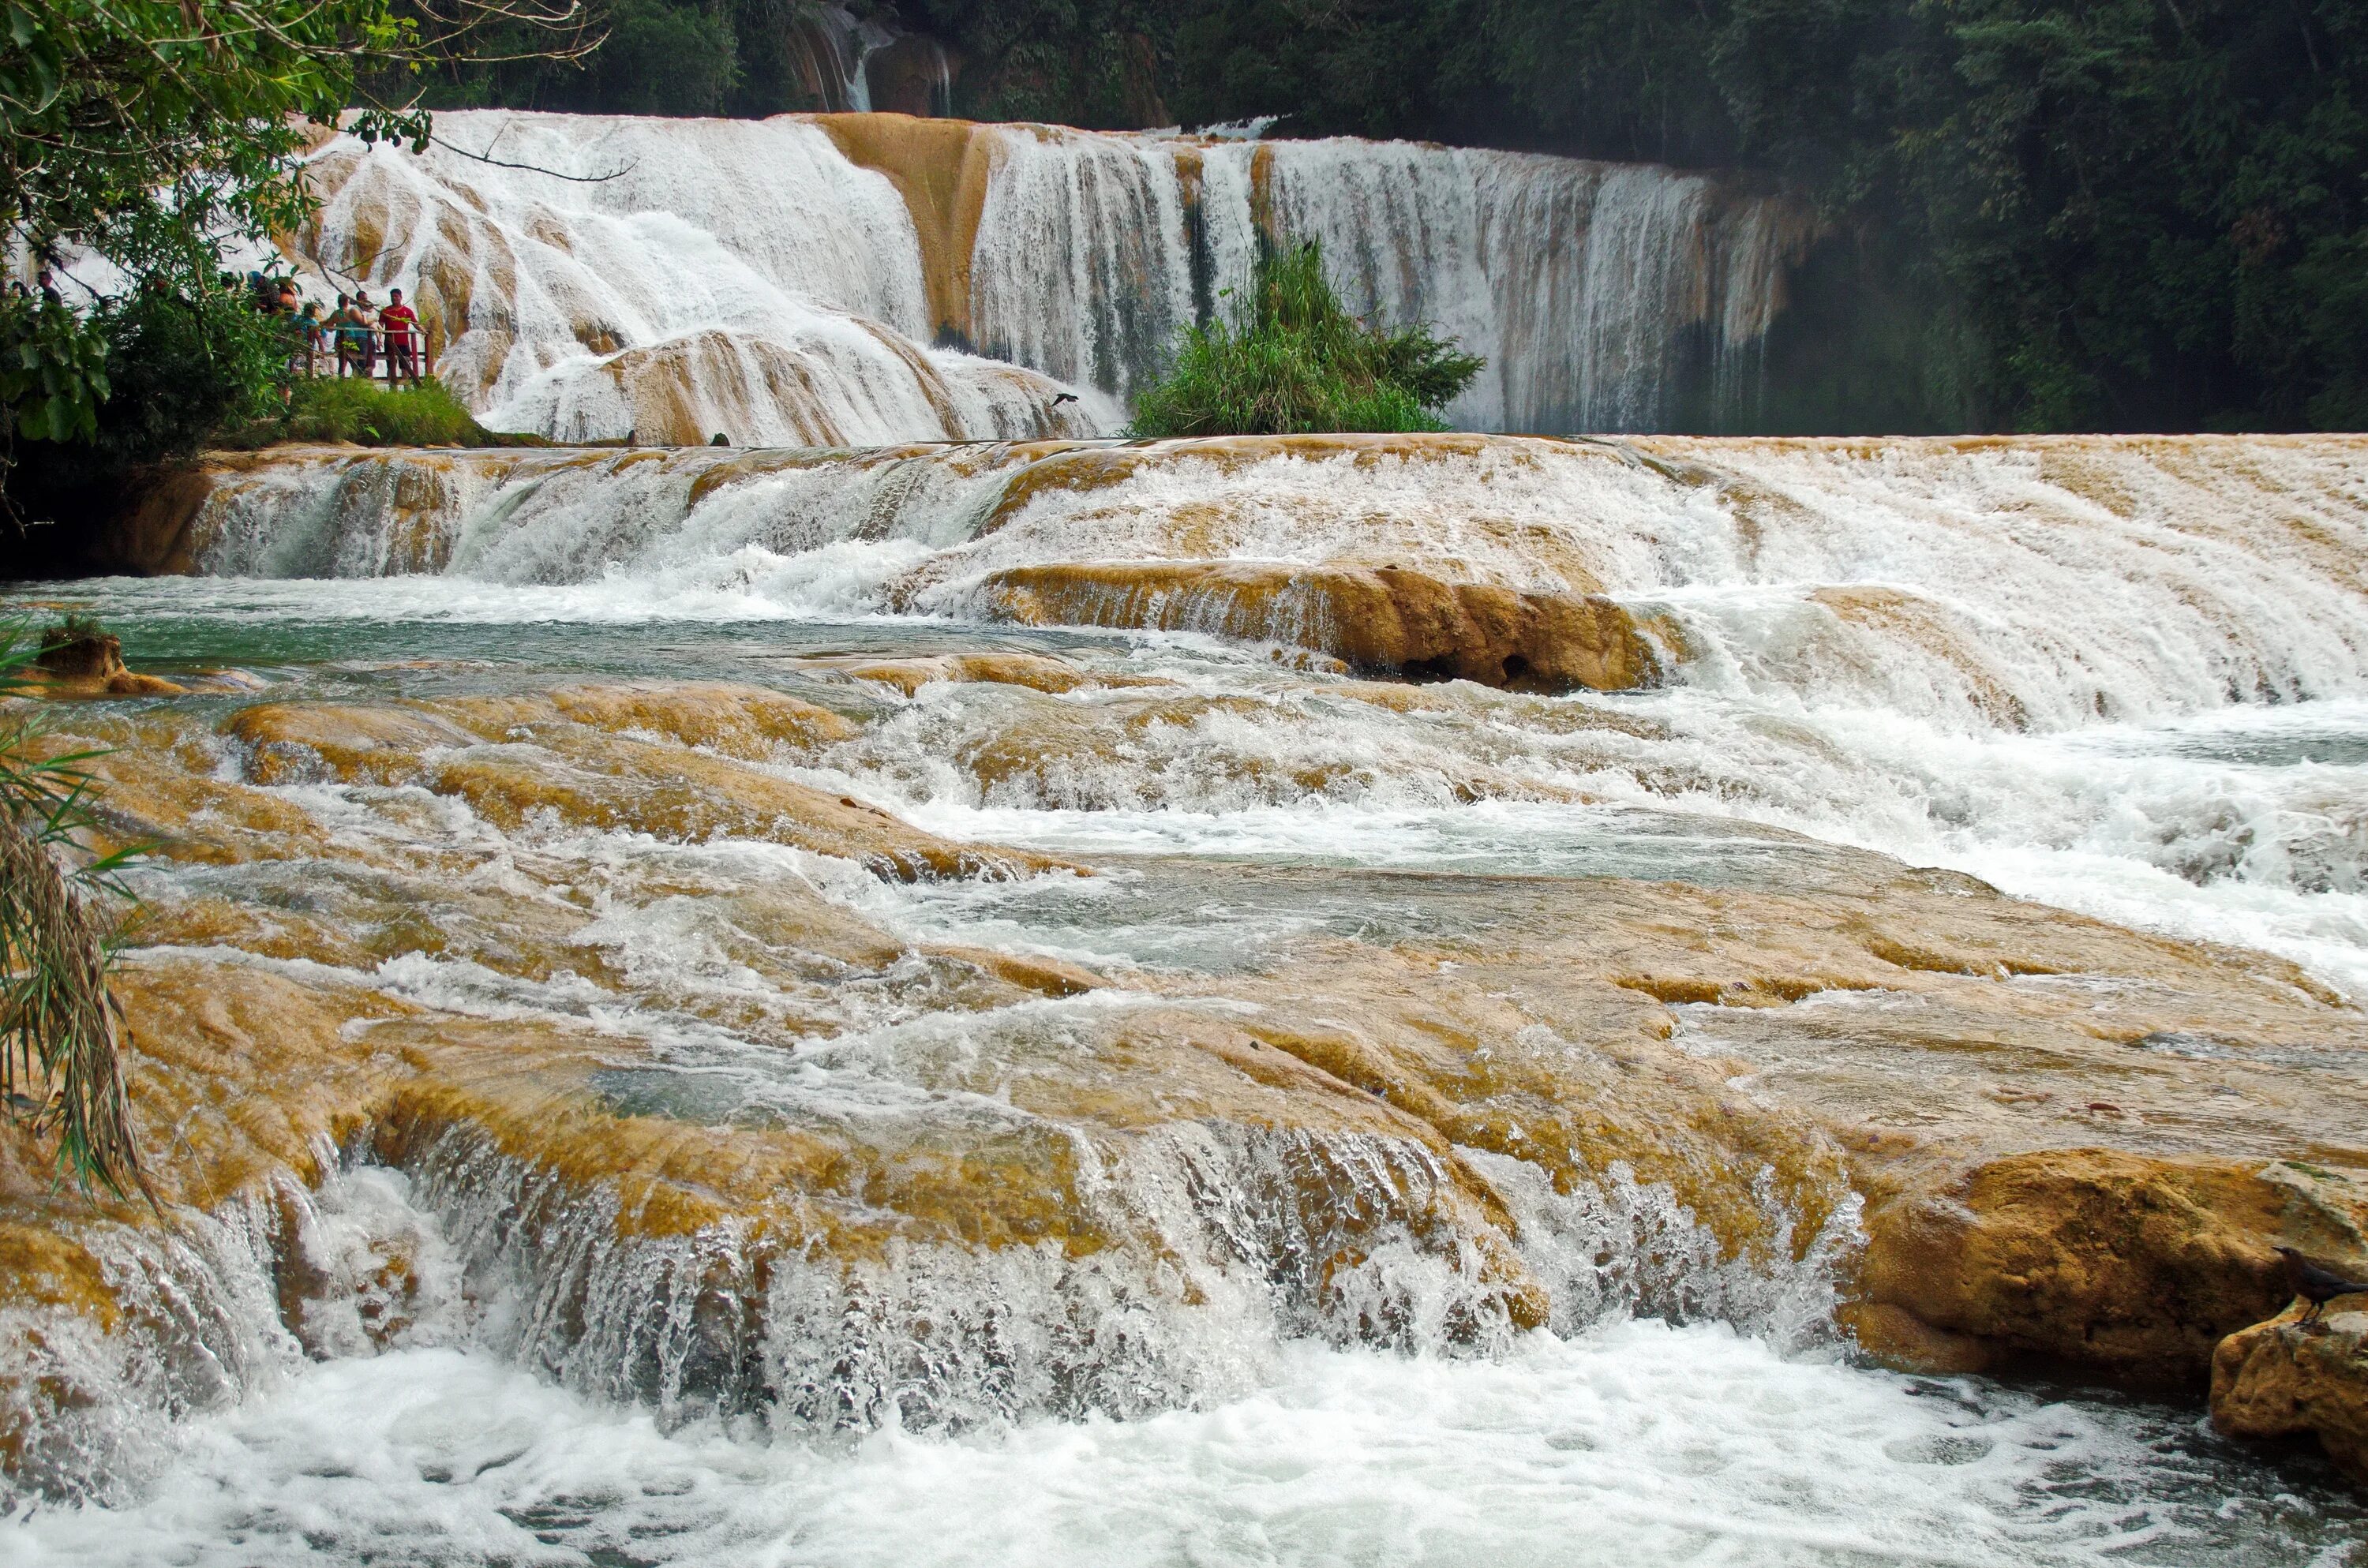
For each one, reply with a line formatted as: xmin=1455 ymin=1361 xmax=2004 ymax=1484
xmin=13 ymin=1323 xmax=2354 ymax=1566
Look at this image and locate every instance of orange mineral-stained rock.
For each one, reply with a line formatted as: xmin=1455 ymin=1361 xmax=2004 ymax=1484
xmin=812 ymin=113 xmax=997 ymax=348
xmin=968 ymin=560 xmax=1661 ymax=692
xmin=1845 ymin=1151 xmax=2291 ymax=1388
xmin=2213 ymin=1308 xmax=2368 ymax=1480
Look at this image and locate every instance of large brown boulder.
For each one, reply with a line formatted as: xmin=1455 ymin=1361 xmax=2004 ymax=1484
xmin=1846 ymin=1152 xmax=2291 ymax=1388
xmin=971 ymin=559 xmax=1661 ymax=692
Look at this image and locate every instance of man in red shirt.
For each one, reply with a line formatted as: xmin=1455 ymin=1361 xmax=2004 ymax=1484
xmin=379 ymin=287 xmax=423 ymax=387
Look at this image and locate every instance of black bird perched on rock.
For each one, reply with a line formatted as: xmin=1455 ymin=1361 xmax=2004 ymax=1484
xmin=2274 ymin=1246 xmax=2368 ymax=1323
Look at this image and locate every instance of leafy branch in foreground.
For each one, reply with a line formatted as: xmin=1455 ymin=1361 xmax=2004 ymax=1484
xmin=1130 ymin=239 xmax=1484 ymax=437
xmin=0 ymin=619 xmax=144 ymax=1199
xmin=0 ymin=0 xmax=592 ymax=523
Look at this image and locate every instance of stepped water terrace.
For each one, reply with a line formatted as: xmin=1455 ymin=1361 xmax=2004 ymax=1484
xmin=268 ymin=110 xmax=1809 ymax=443
xmin=9 ymin=429 xmax=2368 ymax=1563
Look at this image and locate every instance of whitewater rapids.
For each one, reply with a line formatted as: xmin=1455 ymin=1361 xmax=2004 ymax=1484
xmin=9 ymin=428 xmax=2368 ymax=1562
xmin=153 ymin=430 xmax=2368 ymax=994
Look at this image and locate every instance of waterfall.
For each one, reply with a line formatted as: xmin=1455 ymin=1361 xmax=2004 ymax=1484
xmin=283 ymin=111 xmax=1812 ymax=445
xmin=965 ymin=125 xmax=1202 ymax=395
xmin=167 ymin=433 xmax=2368 ymax=735
xmin=16 ymin=429 xmax=2368 ymax=1551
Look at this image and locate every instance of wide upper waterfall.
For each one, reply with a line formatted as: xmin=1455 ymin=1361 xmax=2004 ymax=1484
xmin=281 ymin=111 xmax=1812 ymax=443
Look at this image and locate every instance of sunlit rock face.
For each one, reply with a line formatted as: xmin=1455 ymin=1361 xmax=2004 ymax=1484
xmin=272 ymin=110 xmax=1809 ymax=443
xmin=2209 ymin=1166 xmax=2368 ymax=1478
xmin=2215 ymin=1310 xmax=2368 ymax=1482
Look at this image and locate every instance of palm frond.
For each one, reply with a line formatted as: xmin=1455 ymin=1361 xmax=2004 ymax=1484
xmin=0 ymin=616 xmax=148 ymax=1202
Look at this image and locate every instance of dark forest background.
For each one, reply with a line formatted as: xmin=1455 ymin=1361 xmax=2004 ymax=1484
xmin=399 ymin=0 xmax=2366 ymax=435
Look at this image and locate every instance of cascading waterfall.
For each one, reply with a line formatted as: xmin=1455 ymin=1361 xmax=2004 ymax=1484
xmin=281 ymin=110 xmax=1811 ymax=444
xmin=172 ymin=436 xmax=2368 ymax=735
xmin=12 ymin=428 xmax=2368 ymax=1559
xmin=158 ymin=431 xmax=2368 ymax=992
xmin=1242 ymin=143 xmax=1809 ymax=431
xmin=292 ymin=115 xmax=1095 ymax=447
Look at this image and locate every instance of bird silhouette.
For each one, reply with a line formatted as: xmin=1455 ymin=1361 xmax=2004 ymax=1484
xmin=1050 ymin=392 xmax=1080 ymax=406
xmin=2274 ymin=1246 xmax=2368 ymax=1323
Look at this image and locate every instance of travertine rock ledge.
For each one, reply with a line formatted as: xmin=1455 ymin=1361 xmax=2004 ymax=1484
xmin=1845 ymin=1153 xmax=2290 ymax=1387
xmin=2213 ymin=1309 xmax=2368 ymax=1481
xmin=969 ymin=560 xmax=1661 ymax=692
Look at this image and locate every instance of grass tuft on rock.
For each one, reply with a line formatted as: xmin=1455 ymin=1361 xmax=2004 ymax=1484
xmin=1130 ymin=240 xmax=1483 ymax=438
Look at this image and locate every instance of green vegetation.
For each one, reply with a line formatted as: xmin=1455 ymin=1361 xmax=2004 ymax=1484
xmin=1130 ymin=240 xmax=1482 ymax=436
xmin=0 ymin=619 xmax=142 ymax=1199
xmin=0 ymin=0 xmax=429 ymax=458
xmin=225 ymin=376 xmax=529 ymax=449
xmin=0 ymin=0 xmax=577 ymax=530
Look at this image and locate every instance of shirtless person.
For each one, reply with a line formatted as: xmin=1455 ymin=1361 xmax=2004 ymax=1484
xmin=378 ymin=287 xmax=422 ymax=388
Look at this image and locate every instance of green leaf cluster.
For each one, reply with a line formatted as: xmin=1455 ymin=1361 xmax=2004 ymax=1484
xmin=8 ymin=281 xmax=302 ymax=531
xmin=1129 ymin=239 xmax=1482 ymax=436
xmin=0 ymin=295 xmax=107 ymax=443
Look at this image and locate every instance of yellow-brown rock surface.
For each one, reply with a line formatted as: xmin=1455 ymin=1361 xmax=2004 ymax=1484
xmin=2213 ymin=1309 xmax=2368 ymax=1480
xmin=969 ymin=561 xmax=1660 ymax=692
xmin=8 ymin=656 xmax=2368 ymax=1477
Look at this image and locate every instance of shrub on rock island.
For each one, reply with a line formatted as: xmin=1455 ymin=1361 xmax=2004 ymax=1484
xmin=1129 ymin=239 xmax=1482 ymax=437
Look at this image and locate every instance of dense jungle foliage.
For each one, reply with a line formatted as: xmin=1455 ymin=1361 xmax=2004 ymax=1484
xmin=416 ymin=0 xmax=2368 ymax=433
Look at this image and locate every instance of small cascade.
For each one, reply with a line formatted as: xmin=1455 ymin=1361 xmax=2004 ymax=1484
xmin=281 ymin=110 xmax=1811 ymax=444
xmin=9 ymin=1116 xmax=1846 ymax=1505
xmin=781 ymin=2 xmax=897 ymax=114
xmin=171 ymin=435 xmax=2368 ymax=739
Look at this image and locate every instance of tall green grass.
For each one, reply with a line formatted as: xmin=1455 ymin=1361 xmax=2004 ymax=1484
xmin=1130 ymin=240 xmax=1483 ymax=438
xmin=0 ymin=620 xmax=145 ymax=1200
xmin=223 ymin=376 xmax=541 ymax=450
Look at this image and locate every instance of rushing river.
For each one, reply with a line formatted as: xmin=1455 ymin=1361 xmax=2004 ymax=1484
xmin=7 ymin=432 xmax=2368 ymax=1563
